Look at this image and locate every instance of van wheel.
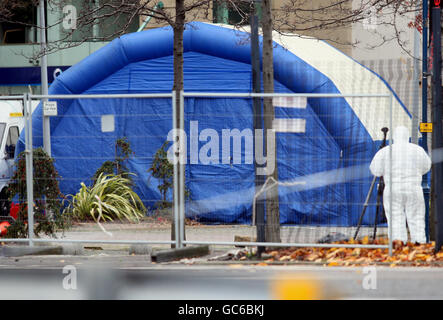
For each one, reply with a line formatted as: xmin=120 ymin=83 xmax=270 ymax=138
xmin=0 ymin=189 xmax=10 ymax=217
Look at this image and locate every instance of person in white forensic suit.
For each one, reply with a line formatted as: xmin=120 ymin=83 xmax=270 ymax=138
xmin=369 ymin=126 xmax=431 ymax=243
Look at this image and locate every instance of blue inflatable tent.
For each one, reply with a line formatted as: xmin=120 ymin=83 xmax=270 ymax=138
xmin=19 ymin=22 xmax=411 ymax=226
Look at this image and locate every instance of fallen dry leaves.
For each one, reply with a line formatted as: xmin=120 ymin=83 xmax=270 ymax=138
xmin=263 ymin=237 xmax=443 ymax=267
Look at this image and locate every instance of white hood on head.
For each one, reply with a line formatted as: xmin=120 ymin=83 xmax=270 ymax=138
xmin=393 ymin=126 xmax=410 ymax=144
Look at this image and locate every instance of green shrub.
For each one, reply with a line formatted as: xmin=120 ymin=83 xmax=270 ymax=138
xmin=5 ymin=148 xmax=71 ymax=238
xmin=64 ymin=173 xmax=146 ymax=222
xmin=93 ymin=137 xmax=134 ymax=185
xmin=148 ymin=141 xmax=190 ymax=210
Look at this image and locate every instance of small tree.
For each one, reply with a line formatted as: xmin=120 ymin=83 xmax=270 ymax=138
xmin=93 ymin=137 xmax=134 ymax=185
xmin=5 ymin=147 xmax=70 ymax=238
xmin=148 ymin=141 xmax=173 ymax=210
xmin=148 ymin=141 xmax=190 ymax=209
xmin=148 ymin=141 xmax=190 ymax=248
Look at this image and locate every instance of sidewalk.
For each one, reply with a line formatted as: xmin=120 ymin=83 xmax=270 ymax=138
xmin=47 ymin=221 xmax=386 ymax=248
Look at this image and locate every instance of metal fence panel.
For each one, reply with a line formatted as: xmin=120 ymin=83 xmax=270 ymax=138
xmin=5 ymin=93 xmax=179 ymax=247
xmin=0 ymin=91 xmax=399 ymax=252
xmin=178 ymin=92 xmax=394 ymax=250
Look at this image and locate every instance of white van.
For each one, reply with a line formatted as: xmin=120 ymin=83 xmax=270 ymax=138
xmin=0 ymin=100 xmax=39 ymax=216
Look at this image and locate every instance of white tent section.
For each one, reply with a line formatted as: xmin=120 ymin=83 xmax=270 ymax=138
xmin=214 ymin=24 xmax=411 ymax=141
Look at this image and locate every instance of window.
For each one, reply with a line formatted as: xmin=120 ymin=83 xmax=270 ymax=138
xmin=6 ymin=126 xmax=19 ymax=159
xmin=0 ymin=1 xmax=38 ymax=44
xmin=66 ymin=0 xmax=139 ymax=42
xmin=213 ymin=1 xmax=258 ymax=26
xmin=0 ymin=0 xmax=139 ymax=44
xmin=0 ymin=123 xmax=6 ymax=149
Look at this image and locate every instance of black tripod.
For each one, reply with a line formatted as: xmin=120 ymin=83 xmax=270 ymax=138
xmin=353 ymin=127 xmax=389 ymax=241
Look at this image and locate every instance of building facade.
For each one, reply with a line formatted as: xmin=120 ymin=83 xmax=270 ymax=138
xmin=0 ymin=0 xmax=417 ymax=101
xmin=0 ymin=1 xmax=137 ymax=95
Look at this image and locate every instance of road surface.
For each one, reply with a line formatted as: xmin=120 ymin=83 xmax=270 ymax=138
xmin=0 ymin=252 xmax=442 ymax=300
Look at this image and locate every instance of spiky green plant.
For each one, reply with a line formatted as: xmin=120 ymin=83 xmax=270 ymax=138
xmin=64 ymin=173 xmax=146 ymax=222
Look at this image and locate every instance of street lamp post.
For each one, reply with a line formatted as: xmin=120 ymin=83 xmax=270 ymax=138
xmin=423 ymin=0 xmax=431 ymax=242
xmin=39 ymin=0 xmax=51 ymax=156
xmin=431 ymin=1 xmax=443 ymax=252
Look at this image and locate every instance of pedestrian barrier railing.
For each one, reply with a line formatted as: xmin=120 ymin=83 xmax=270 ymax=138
xmin=0 ymin=92 xmax=396 ymax=255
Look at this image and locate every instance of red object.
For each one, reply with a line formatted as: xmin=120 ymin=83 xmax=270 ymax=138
xmin=9 ymin=202 xmax=19 ymax=220
xmin=0 ymin=221 xmax=10 ymax=236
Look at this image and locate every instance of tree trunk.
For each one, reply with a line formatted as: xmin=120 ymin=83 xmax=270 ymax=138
xmin=261 ymin=0 xmax=280 ymax=244
xmin=171 ymin=0 xmax=186 ymax=248
xmin=173 ymin=0 xmax=185 ymax=95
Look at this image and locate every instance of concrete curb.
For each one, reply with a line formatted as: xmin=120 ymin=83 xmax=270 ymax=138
xmin=129 ymin=244 xmax=152 ymax=256
xmin=61 ymin=244 xmax=85 ymax=255
xmin=151 ymin=245 xmax=210 ymax=262
xmin=0 ymin=243 xmax=85 ymax=257
xmin=0 ymin=245 xmax=63 ymax=257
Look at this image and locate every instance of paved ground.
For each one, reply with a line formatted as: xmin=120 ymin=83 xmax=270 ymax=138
xmin=33 ymin=221 xmax=387 ymax=245
xmin=1 ymin=222 xmax=413 ymax=301
xmin=0 ymin=251 xmax=443 ymax=300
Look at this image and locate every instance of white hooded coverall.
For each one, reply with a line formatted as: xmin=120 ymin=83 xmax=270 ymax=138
xmin=369 ymin=126 xmax=431 ymax=243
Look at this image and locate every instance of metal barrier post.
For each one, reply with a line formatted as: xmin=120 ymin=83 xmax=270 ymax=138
xmin=172 ymin=90 xmax=180 ymax=249
xmin=179 ymin=90 xmax=185 ymax=248
xmin=389 ymin=94 xmax=393 ymax=256
xmin=24 ymin=94 xmax=34 ymax=246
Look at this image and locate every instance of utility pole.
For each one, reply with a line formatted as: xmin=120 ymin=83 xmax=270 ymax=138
xmin=422 ymin=0 xmax=431 ymax=242
xmin=431 ymin=1 xmax=443 ymax=252
xmin=250 ymin=1 xmax=265 ymax=256
xmin=39 ymin=0 xmax=51 ymax=156
xmin=412 ymin=10 xmax=420 ymax=145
